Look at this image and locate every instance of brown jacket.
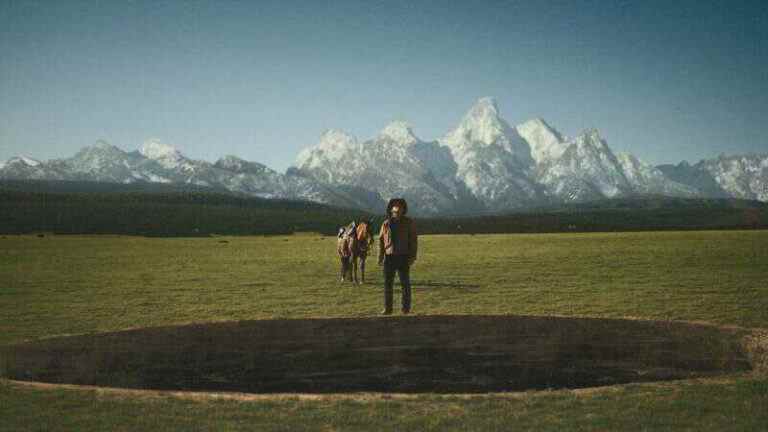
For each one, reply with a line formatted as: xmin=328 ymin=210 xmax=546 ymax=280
xmin=378 ymin=216 xmax=417 ymax=260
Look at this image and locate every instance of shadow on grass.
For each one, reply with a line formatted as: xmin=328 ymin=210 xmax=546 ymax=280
xmin=0 ymin=315 xmax=760 ymax=394
xmin=410 ymin=280 xmax=482 ymax=290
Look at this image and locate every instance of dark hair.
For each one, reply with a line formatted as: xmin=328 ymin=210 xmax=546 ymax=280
xmin=386 ymin=198 xmax=408 ymax=217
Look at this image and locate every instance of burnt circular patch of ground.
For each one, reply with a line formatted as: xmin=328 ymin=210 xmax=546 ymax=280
xmin=0 ymin=316 xmax=760 ymax=393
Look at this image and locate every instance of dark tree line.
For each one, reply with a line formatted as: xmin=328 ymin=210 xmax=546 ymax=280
xmin=1 ymin=188 xmax=766 ymax=237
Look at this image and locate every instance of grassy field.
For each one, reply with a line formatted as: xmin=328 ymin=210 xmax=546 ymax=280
xmin=2 ymin=230 xmax=768 ymax=430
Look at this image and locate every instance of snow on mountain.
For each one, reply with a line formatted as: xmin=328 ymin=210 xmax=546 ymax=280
xmin=616 ymin=153 xmax=698 ymax=197
xmin=4 ymin=156 xmax=42 ymax=167
xmin=138 ymin=139 xmax=186 ymax=170
xmin=2 ymin=97 xmax=767 ymax=213
xmin=294 ymin=129 xmax=362 ymax=184
xmin=439 ymin=97 xmax=541 ymax=210
xmin=213 ymin=155 xmax=290 ymax=198
xmin=378 ymin=120 xmax=419 ymax=146
xmin=65 ymin=140 xmax=143 ymax=183
xmin=698 ymin=154 xmax=768 ymax=201
xmin=655 ymin=161 xmax=730 ymax=198
xmin=295 ymin=121 xmax=467 ymax=214
xmin=20 ymin=156 xmax=41 ymax=167
xmin=362 ymin=123 xmax=461 ymax=214
xmin=537 ymin=129 xmax=632 ymax=202
xmin=441 ymin=97 xmax=534 ymax=165
xmin=139 ymin=138 xmax=180 ymax=160
xmin=0 ymin=155 xmax=69 ymax=180
xmin=196 ymin=153 xmax=377 ymax=208
xmin=515 ymin=118 xmax=568 ymax=164
xmin=214 ymin=155 xmax=273 ymax=175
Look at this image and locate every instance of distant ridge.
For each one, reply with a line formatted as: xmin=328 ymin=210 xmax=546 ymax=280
xmin=3 ymin=98 xmax=767 ymax=216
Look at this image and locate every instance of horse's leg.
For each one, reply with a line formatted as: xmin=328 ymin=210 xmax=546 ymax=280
xmin=360 ymin=256 xmax=366 ymax=284
xmin=346 ymin=257 xmax=352 ymax=282
xmin=352 ymin=253 xmax=359 ymax=284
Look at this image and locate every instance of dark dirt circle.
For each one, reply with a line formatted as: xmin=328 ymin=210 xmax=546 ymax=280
xmin=1 ymin=315 xmax=763 ymax=394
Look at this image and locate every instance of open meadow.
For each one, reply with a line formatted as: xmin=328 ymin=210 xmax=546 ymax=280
xmin=2 ymin=230 xmax=768 ymax=431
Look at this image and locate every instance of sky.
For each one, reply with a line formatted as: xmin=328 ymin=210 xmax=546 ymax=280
xmin=1 ymin=0 xmax=767 ymax=171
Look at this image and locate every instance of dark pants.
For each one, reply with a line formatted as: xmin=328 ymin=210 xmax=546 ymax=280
xmin=383 ymin=254 xmax=412 ymax=313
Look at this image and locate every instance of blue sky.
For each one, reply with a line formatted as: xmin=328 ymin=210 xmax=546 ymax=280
xmin=1 ymin=0 xmax=766 ymax=171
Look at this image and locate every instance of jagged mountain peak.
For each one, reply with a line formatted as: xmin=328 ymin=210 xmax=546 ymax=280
xmin=214 ymin=155 xmax=271 ymax=174
xmin=138 ymin=138 xmax=187 ymax=170
xmin=436 ymin=98 xmax=541 ymax=208
xmin=441 ymin=97 xmax=530 ymax=152
xmin=516 ymin=117 xmax=566 ymax=164
xmin=616 ymin=151 xmax=636 ymax=163
xmin=617 ymin=152 xmax=663 ymax=174
xmin=139 ymin=139 xmax=182 ymax=160
xmin=217 ymin=154 xmax=246 ymax=164
xmin=7 ymin=155 xmax=42 ymax=167
xmin=583 ymin=128 xmax=603 ymax=140
xmin=77 ymin=140 xmax=126 ymax=156
xmin=617 ymin=152 xmax=657 ymax=175
xmin=378 ymin=120 xmax=419 ymax=145
xmin=468 ymin=96 xmax=499 ymax=116
xmin=617 ymin=152 xmax=699 ymax=197
xmin=214 ymin=154 xmax=247 ymax=171
xmin=3 ymin=97 xmax=767 ymax=213
xmin=93 ymin=139 xmax=114 ymax=149
xmin=295 ymin=129 xmax=359 ymax=169
xmin=310 ymin=129 xmax=358 ymax=156
xmin=571 ymin=128 xmax=609 ymax=149
xmin=449 ymin=97 xmax=510 ymax=146
xmin=516 ymin=117 xmax=557 ymax=134
xmin=318 ymin=129 xmax=357 ymax=147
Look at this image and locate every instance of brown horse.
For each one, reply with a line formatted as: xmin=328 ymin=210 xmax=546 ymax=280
xmin=337 ymin=224 xmax=356 ymax=282
xmin=351 ymin=221 xmax=374 ymax=284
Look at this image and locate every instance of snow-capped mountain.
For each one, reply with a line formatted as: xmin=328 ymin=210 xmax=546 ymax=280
xmin=657 ymin=154 xmax=768 ymax=201
xmin=534 ymin=129 xmax=632 ymax=202
xmin=680 ymin=154 xmax=768 ymax=201
xmin=295 ymin=129 xmax=363 ymax=185
xmin=295 ymin=121 xmax=479 ymax=214
xmin=617 ymin=153 xmax=698 ymax=197
xmin=0 ymin=140 xmax=375 ymax=210
xmin=515 ymin=118 xmax=568 ymax=165
xmin=65 ymin=140 xmax=148 ymax=183
xmin=138 ymin=139 xmax=186 ymax=169
xmin=656 ymin=161 xmax=730 ymax=198
xmin=701 ymin=154 xmax=768 ymax=202
xmin=2 ymin=97 xmax=767 ymax=215
xmin=438 ymin=98 xmax=543 ymax=211
xmin=210 ymin=155 xmax=289 ymax=198
xmin=0 ymin=156 xmax=70 ymax=180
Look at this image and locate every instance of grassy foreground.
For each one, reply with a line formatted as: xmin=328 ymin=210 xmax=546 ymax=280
xmin=1 ymin=231 xmax=768 ymax=430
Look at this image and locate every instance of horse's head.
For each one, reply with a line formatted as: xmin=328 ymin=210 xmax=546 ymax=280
xmin=356 ymin=221 xmax=372 ymax=242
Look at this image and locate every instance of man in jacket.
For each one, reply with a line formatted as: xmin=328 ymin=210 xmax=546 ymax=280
xmin=378 ymin=198 xmax=418 ymax=315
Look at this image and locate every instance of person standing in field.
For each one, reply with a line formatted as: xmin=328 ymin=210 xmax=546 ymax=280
xmin=378 ymin=198 xmax=418 ymax=315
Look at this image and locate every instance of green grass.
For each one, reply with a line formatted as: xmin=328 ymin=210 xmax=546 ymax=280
xmin=2 ymin=230 xmax=768 ymax=430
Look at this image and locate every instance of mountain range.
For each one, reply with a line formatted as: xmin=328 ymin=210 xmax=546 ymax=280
xmin=2 ymin=97 xmax=766 ymax=216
